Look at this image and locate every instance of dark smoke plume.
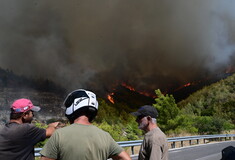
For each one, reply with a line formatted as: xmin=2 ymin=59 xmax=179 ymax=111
xmin=0 ymin=0 xmax=235 ymax=95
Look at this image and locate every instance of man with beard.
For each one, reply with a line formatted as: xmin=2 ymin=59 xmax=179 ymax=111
xmin=131 ymin=105 xmax=168 ymax=160
xmin=0 ymin=98 xmax=59 ymax=160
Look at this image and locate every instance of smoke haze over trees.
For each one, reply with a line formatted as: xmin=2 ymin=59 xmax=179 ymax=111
xmin=0 ymin=1 xmax=235 ymax=95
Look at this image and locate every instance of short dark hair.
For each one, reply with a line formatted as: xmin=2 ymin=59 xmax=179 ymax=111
xmin=66 ymin=107 xmax=97 ymax=124
xmin=10 ymin=109 xmax=31 ymax=120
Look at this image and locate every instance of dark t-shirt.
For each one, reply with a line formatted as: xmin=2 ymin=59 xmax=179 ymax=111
xmin=0 ymin=122 xmax=46 ymax=160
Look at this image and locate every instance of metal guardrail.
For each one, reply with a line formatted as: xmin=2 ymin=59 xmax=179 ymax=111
xmin=35 ymin=134 xmax=235 ymax=157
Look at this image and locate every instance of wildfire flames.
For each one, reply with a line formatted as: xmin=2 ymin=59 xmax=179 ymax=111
xmin=174 ymin=81 xmax=198 ymax=92
xmin=121 ymin=82 xmax=135 ymax=91
xmin=107 ymin=92 xmax=115 ymax=104
xmin=107 ymin=82 xmax=157 ymax=104
xmin=184 ymin=83 xmax=191 ymax=87
xmin=121 ymin=83 xmax=157 ymax=98
xmin=106 ymin=67 xmax=235 ymax=104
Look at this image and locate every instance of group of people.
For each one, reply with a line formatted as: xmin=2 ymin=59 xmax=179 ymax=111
xmin=0 ymin=89 xmax=169 ymax=160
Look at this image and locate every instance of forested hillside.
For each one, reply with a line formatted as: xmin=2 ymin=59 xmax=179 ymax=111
xmin=1 ymin=68 xmax=234 ymax=143
xmin=176 ymin=73 xmax=235 ymax=134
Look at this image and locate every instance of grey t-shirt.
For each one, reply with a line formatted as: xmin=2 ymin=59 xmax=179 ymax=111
xmin=40 ymin=123 xmax=123 ymax=160
xmin=138 ymin=127 xmax=168 ymax=160
xmin=0 ymin=122 xmax=46 ymax=160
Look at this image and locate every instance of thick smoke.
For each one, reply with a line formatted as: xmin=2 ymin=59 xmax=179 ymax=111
xmin=0 ymin=0 xmax=235 ymax=95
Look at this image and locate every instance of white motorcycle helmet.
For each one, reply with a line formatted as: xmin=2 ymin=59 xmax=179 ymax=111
xmin=64 ymin=89 xmax=98 ymax=123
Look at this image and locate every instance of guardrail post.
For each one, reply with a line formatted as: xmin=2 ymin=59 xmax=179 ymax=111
xmin=197 ymin=139 xmax=199 ymax=144
xmin=131 ymin=146 xmax=134 ymax=155
xmin=171 ymin=142 xmax=175 ymax=148
xmin=189 ymin=140 xmax=192 ymax=146
xmin=181 ymin=141 xmax=183 ymax=147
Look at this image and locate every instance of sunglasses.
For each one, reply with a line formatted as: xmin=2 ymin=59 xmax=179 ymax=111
xmin=136 ymin=115 xmax=146 ymax=122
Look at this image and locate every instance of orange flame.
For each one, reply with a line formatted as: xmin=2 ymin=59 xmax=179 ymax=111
xmin=174 ymin=82 xmax=193 ymax=91
xmin=184 ymin=83 xmax=191 ymax=87
xmin=121 ymin=82 xmax=156 ymax=98
xmin=121 ymin=82 xmax=135 ymax=91
xmin=107 ymin=93 xmax=115 ymax=104
xmin=107 ymin=82 xmax=157 ymax=103
xmin=138 ymin=91 xmax=156 ymax=98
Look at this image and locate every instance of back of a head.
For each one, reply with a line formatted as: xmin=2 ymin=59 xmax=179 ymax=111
xmin=64 ymin=89 xmax=98 ymax=123
xmin=221 ymin=146 xmax=235 ymax=160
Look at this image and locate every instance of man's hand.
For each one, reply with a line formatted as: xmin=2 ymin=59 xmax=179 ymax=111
xmin=46 ymin=122 xmax=59 ymax=137
xmin=48 ymin=122 xmax=59 ymax=128
xmin=40 ymin=156 xmax=56 ymax=160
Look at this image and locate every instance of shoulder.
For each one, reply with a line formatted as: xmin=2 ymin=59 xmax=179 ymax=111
xmin=21 ymin=123 xmax=46 ymax=137
xmin=147 ymin=127 xmax=166 ymax=137
xmin=145 ymin=127 xmax=167 ymax=144
xmin=91 ymin=125 xmax=112 ymax=136
xmin=84 ymin=124 xmax=114 ymax=138
xmin=2 ymin=123 xmax=45 ymax=137
xmin=52 ymin=124 xmax=113 ymax=142
xmin=8 ymin=123 xmax=33 ymax=131
xmin=81 ymin=124 xmax=112 ymax=137
xmin=54 ymin=124 xmax=108 ymax=133
xmin=153 ymin=128 xmax=167 ymax=144
xmin=26 ymin=123 xmax=44 ymax=130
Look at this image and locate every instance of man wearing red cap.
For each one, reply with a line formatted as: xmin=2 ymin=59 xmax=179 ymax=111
xmin=0 ymin=98 xmax=59 ymax=160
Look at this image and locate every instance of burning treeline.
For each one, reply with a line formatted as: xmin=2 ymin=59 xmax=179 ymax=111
xmin=107 ymin=82 xmax=158 ymax=104
xmin=0 ymin=1 xmax=235 ymax=97
xmin=107 ymin=68 xmax=235 ymax=104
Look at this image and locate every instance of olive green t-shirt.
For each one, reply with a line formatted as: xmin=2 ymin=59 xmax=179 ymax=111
xmin=40 ymin=123 xmax=123 ymax=160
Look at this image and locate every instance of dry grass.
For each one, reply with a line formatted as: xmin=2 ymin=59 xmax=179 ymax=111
xmin=125 ymin=146 xmax=141 ymax=155
xmin=222 ymin=130 xmax=235 ymax=134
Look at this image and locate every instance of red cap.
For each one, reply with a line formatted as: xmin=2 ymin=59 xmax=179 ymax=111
xmin=11 ymin=98 xmax=41 ymax=113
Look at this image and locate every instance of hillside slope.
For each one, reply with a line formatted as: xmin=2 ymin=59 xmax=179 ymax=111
xmin=178 ymin=73 xmax=235 ymax=124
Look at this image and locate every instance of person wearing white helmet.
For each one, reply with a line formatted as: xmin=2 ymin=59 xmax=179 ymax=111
xmin=40 ymin=89 xmax=131 ymax=160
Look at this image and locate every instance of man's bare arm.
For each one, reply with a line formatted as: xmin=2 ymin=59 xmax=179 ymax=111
xmin=111 ymin=151 xmax=132 ymax=160
xmin=45 ymin=122 xmax=59 ymax=137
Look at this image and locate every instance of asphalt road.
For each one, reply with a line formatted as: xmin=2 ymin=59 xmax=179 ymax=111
xmin=130 ymin=141 xmax=235 ymax=160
